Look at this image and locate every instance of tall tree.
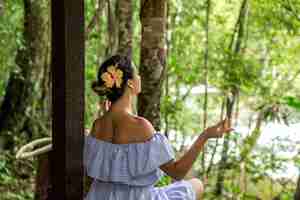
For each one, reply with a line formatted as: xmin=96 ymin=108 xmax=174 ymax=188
xmin=215 ymin=0 xmax=249 ymax=195
xmin=116 ymin=0 xmax=133 ymax=58
xmin=0 ymin=0 xmax=49 ymax=150
xmin=163 ymin=0 xmax=171 ymax=138
xmin=138 ymin=0 xmax=167 ymax=130
xmin=201 ymin=0 xmax=211 ymax=180
xmin=105 ymin=0 xmax=118 ymax=56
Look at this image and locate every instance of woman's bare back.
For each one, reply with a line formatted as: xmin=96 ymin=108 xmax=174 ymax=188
xmin=90 ymin=112 xmax=155 ymax=144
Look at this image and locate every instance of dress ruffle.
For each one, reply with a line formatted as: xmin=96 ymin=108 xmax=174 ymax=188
xmin=84 ymin=133 xmax=175 ymax=186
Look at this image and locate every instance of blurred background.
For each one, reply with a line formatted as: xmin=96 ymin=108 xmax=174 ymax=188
xmin=0 ymin=0 xmax=299 ymax=199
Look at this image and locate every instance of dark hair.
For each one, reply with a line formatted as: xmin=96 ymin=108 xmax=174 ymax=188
xmin=91 ymin=55 xmax=134 ymax=103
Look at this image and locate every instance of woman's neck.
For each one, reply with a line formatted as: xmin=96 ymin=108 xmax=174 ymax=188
xmin=110 ymin=93 xmax=133 ymax=114
xmin=111 ymin=106 xmax=132 ymax=114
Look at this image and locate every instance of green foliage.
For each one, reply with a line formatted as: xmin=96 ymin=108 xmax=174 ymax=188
xmin=0 ymin=0 xmax=23 ymax=97
xmin=282 ymin=96 xmax=300 ymax=111
xmin=0 ymin=152 xmax=36 ymax=200
xmin=155 ymin=175 xmax=172 ymax=187
xmin=0 ymin=0 xmax=299 ymax=199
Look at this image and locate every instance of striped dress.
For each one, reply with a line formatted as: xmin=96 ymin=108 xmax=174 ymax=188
xmin=84 ymin=132 xmax=196 ymax=200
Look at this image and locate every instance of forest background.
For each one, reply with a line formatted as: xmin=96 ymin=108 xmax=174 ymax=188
xmin=0 ymin=0 xmax=300 ymax=199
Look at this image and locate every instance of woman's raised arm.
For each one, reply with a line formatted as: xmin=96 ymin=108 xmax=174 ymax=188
xmin=160 ymin=118 xmax=233 ymax=180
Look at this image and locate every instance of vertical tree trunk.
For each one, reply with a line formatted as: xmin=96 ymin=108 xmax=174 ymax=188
xmin=163 ymin=0 xmax=171 ymax=138
xmin=215 ymin=91 xmax=237 ymax=195
xmin=206 ymin=95 xmax=225 ymax=177
xmin=138 ymin=0 xmax=167 ymax=130
xmin=295 ymin=174 xmax=300 ymax=200
xmin=35 ymin=2 xmax=51 ymax=200
xmin=201 ymin=0 xmax=211 ymax=179
xmin=0 ymin=0 xmax=49 ymax=150
xmin=116 ymin=0 xmax=132 ymax=58
xmin=105 ymin=0 xmax=118 ymax=56
xmin=34 ymin=153 xmax=51 ymax=200
xmin=215 ymin=0 xmax=248 ymax=195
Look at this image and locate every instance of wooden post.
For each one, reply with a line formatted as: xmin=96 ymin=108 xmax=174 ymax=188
xmin=50 ymin=0 xmax=85 ymax=199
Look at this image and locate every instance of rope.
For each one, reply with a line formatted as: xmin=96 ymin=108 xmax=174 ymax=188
xmin=16 ymin=137 xmax=52 ymax=159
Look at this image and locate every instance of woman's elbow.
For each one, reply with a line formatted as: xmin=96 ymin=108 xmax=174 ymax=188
xmin=160 ymin=160 xmax=188 ymax=181
xmin=169 ymin=167 xmax=187 ymax=181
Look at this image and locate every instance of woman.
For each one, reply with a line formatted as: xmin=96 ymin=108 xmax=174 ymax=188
xmin=84 ymin=55 xmax=233 ymax=200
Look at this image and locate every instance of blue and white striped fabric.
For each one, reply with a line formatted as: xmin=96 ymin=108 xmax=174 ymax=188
xmin=84 ymin=132 xmax=196 ymax=200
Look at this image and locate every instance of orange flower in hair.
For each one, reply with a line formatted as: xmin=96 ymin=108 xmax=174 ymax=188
xmin=101 ymin=65 xmax=123 ymax=88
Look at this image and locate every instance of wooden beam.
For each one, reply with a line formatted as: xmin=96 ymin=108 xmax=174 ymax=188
xmin=50 ymin=0 xmax=85 ymax=199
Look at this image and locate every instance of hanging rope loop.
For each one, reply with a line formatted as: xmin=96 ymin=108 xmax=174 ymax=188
xmin=16 ymin=137 xmax=52 ymax=159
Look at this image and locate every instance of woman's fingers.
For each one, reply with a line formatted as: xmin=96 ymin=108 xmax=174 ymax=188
xmin=220 ymin=122 xmax=234 ymax=134
xmin=205 ymin=118 xmax=234 ymax=138
xmin=224 ymin=118 xmax=230 ymax=127
xmin=225 ymin=128 xmax=234 ymax=133
xmin=217 ymin=118 xmax=230 ymax=129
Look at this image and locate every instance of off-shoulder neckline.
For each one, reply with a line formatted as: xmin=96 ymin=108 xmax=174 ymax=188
xmin=85 ymin=132 xmax=163 ymax=146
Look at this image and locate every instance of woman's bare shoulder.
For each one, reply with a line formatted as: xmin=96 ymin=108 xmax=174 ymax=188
xmin=133 ymin=116 xmax=156 ymax=140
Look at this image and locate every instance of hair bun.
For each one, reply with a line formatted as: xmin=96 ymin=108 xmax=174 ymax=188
xmin=91 ymin=81 xmax=108 ymax=96
xmin=93 ymin=55 xmax=134 ymax=103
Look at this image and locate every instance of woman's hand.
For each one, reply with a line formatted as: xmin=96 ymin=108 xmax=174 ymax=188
xmin=203 ymin=117 xmax=234 ymax=139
